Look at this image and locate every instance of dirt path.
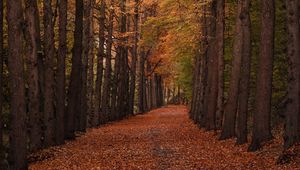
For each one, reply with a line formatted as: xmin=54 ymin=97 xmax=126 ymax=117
xmin=29 ymin=106 xmax=299 ymax=170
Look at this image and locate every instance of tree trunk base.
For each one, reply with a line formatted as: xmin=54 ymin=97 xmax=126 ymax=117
xmin=219 ymin=131 xmax=235 ymax=140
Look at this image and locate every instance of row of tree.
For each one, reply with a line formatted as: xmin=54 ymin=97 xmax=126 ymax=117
xmin=0 ymin=0 xmax=165 ymax=169
xmin=190 ymin=0 xmax=299 ymax=152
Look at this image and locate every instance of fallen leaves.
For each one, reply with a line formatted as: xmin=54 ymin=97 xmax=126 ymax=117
xmin=29 ymin=106 xmax=300 ymax=170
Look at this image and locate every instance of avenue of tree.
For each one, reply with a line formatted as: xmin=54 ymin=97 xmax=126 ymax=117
xmin=0 ymin=0 xmax=166 ymax=169
xmin=0 ymin=0 xmax=299 ymax=169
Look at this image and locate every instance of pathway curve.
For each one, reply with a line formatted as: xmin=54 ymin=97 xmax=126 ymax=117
xmin=29 ymin=106 xmax=299 ymax=170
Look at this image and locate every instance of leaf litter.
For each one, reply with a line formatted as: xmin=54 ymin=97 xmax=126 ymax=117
xmin=29 ymin=105 xmax=300 ymax=170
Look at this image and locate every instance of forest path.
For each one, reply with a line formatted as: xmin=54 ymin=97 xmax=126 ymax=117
xmin=29 ymin=106 xmax=297 ymax=170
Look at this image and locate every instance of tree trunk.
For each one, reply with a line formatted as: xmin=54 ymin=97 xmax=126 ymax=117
xmin=7 ymin=0 xmax=27 ymax=168
xmin=117 ymin=0 xmax=129 ymax=119
xmin=138 ymin=50 xmax=145 ymax=113
xmin=0 ymin=0 xmax=4 ymax=168
xmin=191 ymin=51 xmax=201 ymax=122
xmin=129 ymin=0 xmax=139 ymax=115
xmin=43 ymin=0 xmax=56 ymax=146
xmin=236 ymin=0 xmax=251 ymax=145
xmin=66 ymin=0 xmax=84 ymax=140
xmin=87 ymin=0 xmax=95 ymax=127
xmin=111 ymin=48 xmax=120 ymax=120
xmin=102 ymin=0 xmax=114 ymax=122
xmin=216 ymin=0 xmax=225 ymax=129
xmin=249 ymin=0 xmax=274 ymax=152
xmin=283 ymin=0 xmax=300 ymax=149
xmin=24 ymin=0 xmax=42 ymax=151
xmin=56 ymin=0 xmax=67 ymax=145
xmin=198 ymin=2 xmax=209 ymax=128
xmin=79 ymin=0 xmax=94 ymax=132
xmin=95 ymin=0 xmax=105 ymax=125
xmin=205 ymin=0 xmax=217 ymax=131
xmin=220 ymin=0 xmax=244 ymax=140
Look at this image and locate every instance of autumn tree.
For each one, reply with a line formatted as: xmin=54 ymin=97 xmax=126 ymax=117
xmin=283 ymin=0 xmax=300 ymax=149
xmin=24 ymin=0 xmax=43 ymax=152
xmin=56 ymin=0 xmax=68 ymax=144
xmin=66 ymin=0 xmax=84 ymax=139
xmin=43 ymin=0 xmax=56 ymax=146
xmin=220 ymin=0 xmax=251 ymax=141
xmin=79 ymin=0 xmax=94 ymax=132
xmin=102 ymin=0 xmax=114 ymax=121
xmin=216 ymin=0 xmax=224 ymax=128
xmin=235 ymin=0 xmax=251 ymax=145
xmin=0 ymin=0 xmax=4 ymax=168
xmin=205 ymin=0 xmax=218 ymax=130
xmin=86 ymin=0 xmax=96 ymax=128
xmin=129 ymin=0 xmax=139 ymax=115
xmin=115 ymin=0 xmax=130 ymax=119
xmin=7 ymin=0 xmax=27 ymax=168
xmin=94 ymin=0 xmax=105 ymax=125
xmin=249 ymin=0 xmax=275 ymax=151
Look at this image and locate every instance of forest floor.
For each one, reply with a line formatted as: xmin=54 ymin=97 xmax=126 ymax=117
xmin=29 ymin=105 xmax=300 ymax=170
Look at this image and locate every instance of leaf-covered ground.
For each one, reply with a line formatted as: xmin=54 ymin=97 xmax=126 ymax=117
xmin=29 ymin=106 xmax=300 ymax=170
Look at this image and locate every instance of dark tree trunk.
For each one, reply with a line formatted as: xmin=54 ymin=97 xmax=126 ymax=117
xmin=79 ymin=0 xmax=94 ymax=132
xmin=147 ymin=63 xmax=153 ymax=109
xmin=36 ymin=3 xmax=45 ymax=112
xmin=249 ymin=0 xmax=275 ymax=152
xmin=151 ymin=74 xmax=157 ymax=109
xmin=283 ymin=0 xmax=300 ymax=149
xmin=111 ymin=48 xmax=120 ymax=120
xmin=216 ymin=0 xmax=225 ymax=129
xmin=7 ymin=0 xmax=27 ymax=168
xmin=205 ymin=0 xmax=217 ymax=131
xmin=66 ymin=0 xmax=84 ymax=140
xmin=94 ymin=0 xmax=105 ymax=126
xmin=24 ymin=0 xmax=42 ymax=151
xmin=0 ymin=0 xmax=4 ymax=168
xmin=236 ymin=0 xmax=251 ymax=145
xmin=198 ymin=3 xmax=209 ymax=128
xmin=143 ymin=72 xmax=148 ymax=111
xmin=129 ymin=0 xmax=139 ymax=115
xmin=220 ymin=0 xmax=244 ymax=140
xmin=87 ymin=0 xmax=95 ymax=127
xmin=102 ymin=0 xmax=114 ymax=122
xmin=191 ymin=51 xmax=201 ymax=122
xmin=43 ymin=0 xmax=56 ymax=146
xmin=138 ymin=50 xmax=145 ymax=113
xmin=117 ymin=0 xmax=129 ymax=119
xmin=56 ymin=0 xmax=67 ymax=145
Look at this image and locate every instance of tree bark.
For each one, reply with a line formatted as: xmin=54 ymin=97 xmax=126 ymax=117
xmin=117 ymin=0 xmax=129 ymax=118
xmin=66 ymin=0 xmax=84 ymax=140
xmin=220 ymin=0 xmax=244 ymax=140
xmin=95 ymin=0 xmax=105 ymax=125
xmin=87 ymin=0 xmax=95 ymax=127
xmin=7 ymin=0 xmax=27 ymax=168
xmin=102 ymin=0 xmax=114 ymax=121
xmin=236 ymin=0 xmax=251 ymax=145
xmin=138 ymin=50 xmax=145 ymax=113
xmin=24 ymin=0 xmax=42 ymax=151
xmin=216 ymin=0 xmax=225 ymax=129
xmin=0 ymin=0 xmax=4 ymax=168
xmin=43 ymin=0 xmax=56 ymax=146
xmin=205 ymin=0 xmax=217 ymax=130
xmin=199 ymin=3 xmax=209 ymax=127
xmin=79 ymin=0 xmax=93 ymax=132
xmin=283 ymin=0 xmax=300 ymax=149
xmin=129 ymin=0 xmax=139 ymax=115
xmin=56 ymin=0 xmax=67 ymax=145
xmin=249 ymin=0 xmax=275 ymax=152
